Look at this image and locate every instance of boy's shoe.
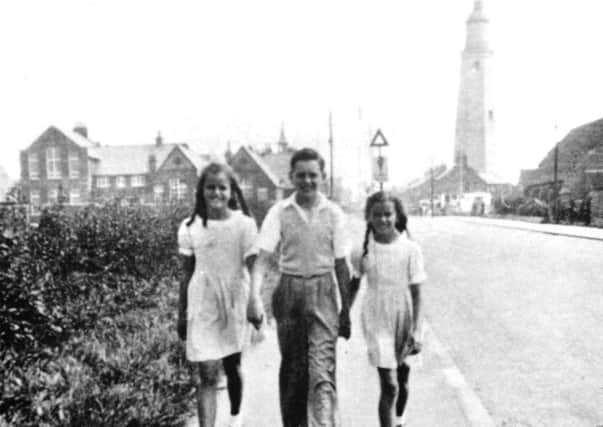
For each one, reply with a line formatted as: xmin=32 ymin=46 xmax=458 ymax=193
xmin=229 ymin=413 xmax=243 ymax=427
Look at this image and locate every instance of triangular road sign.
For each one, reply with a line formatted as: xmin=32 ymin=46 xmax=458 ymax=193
xmin=370 ymin=129 xmax=389 ymax=147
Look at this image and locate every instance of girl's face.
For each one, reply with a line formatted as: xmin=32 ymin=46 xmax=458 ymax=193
xmin=203 ymin=172 xmax=231 ymax=214
xmin=369 ymin=200 xmax=397 ymax=237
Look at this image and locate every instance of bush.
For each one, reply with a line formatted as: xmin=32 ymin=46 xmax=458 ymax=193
xmin=0 ymin=201 xmax=196 ymax=426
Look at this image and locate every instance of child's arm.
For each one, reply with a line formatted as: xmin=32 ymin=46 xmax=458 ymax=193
xmin=247 ymin=249 xmax=271 ymax=329
xmin=335 ymin=257 xmax=351 ymax=339
xmin=178 ymin=255 xmax=194 ymax=340
xmin=409 ymin=283 xmax=422 ymax=353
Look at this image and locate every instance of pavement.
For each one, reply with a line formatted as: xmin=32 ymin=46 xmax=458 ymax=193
xmin=187 ymin=286 xmax=490 ymax=427
xmin=453 ymin=215 xmax=603 ymax=241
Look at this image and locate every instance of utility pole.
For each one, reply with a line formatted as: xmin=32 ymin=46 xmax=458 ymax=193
xmin=459 ymin=150 xmax=464 ymax=199
xmin=329 ymin=112 xmax=334 ymax=199
xmin=553 ymin=143 xmax=559 ymax=224
xmin=430 ymin=159 xmax=435 ymax=217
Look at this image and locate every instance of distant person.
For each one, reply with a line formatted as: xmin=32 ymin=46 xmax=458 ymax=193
xmin=177 ymin=162 xmax=258 ymax=427
xmin=350 ymin=191 xmax=426 ymax=427
xmin=247 ymin=147 xmax=351 ymax=426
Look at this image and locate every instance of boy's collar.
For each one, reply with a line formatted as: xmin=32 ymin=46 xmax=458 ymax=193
xmin=284 ymin=192 xmax=328 ymax=210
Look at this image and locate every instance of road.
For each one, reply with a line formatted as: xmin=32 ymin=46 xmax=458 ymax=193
xmin=413 ymin=216 xmax=603 ymax=427
xmin=188 ymin=215 xmax=603 ymax=426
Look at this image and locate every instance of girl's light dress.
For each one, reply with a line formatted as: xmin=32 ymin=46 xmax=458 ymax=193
xmin=352 ymin=234 xmax=427 ymax=369
xmin=177 ymin=211 xmax=258 ymax=362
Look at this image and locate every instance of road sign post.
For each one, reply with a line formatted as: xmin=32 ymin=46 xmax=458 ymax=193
xmin=370 ymin=129 xmax=390 ymax=191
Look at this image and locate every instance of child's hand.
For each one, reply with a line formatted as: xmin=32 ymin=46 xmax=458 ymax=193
xmin=247 ymin=293 xmax=265 ymax=330
xmin=177 ymin=314 xmax=186 ymax=341
xmin=409 ymin=330 xmax=422 ymax=355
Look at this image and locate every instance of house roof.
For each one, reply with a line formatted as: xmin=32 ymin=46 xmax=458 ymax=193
xmin=539 ymin=117 xmax=603 ymax=170
xmin=178 ymin=145 xmax=211 ymax=174
xmin=53 ymin=126 xmax=100 ymax=150
xmin=236 ymin=146 xmax=282 ymax=187
xmin=88 ymin=143 xmax=180 ymax=175
xmin=261 ymin=151 xmax=294 ymax=188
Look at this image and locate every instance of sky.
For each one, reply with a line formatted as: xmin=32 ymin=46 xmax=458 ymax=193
xmin=1 ymin=0 xmax=603 ymax=186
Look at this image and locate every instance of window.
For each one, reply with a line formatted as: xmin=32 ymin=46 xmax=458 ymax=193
xmin=96 ymin=176 xmax=109 ymax=188
xmin=69 ymin=152 xmax=79 ymax=178
xmin=28 ymin=153 xmax=39 ymax=180
xmin=69 ymin=189 xmax=81 ymax=204
xmin=257 ymin=187 xmax=268 ymax=201
xmin=154 ymin=184 xmax=165 ymax=202
xmin=240 ymin=179 xmax=253 ymax=197
xmin=46 ymin=147 xmax=61 ymax=179
xmin=48 ymin=187 xmax=59 ymax=204
xmin=116 ymin=176 xmax=126 ymax=188
xmin=169 ymin=178 xmax=187 ymax=200
xmin=30 ymin=189 xmax=40 ymax=205
xmin=131 ymin=175 xmax=146 ymax=187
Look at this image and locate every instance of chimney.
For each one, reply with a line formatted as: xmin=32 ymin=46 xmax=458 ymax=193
xmin=73 ymin=122 xmax=88 ymax=138
xmin=155 ymin=132 xmax=163 ymax=147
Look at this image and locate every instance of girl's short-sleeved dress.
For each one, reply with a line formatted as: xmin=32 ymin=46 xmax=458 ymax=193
xmin=352 ymin=233 xmax=427 ymax=369
xmin=177 ymin=211 xmax=258 ymax=362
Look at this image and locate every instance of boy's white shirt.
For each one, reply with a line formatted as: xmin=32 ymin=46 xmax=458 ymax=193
xmin=254 ymin=191 xmax=348 ymax=258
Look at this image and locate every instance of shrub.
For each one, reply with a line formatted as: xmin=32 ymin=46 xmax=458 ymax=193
xmin=1 ymin=201 xmax=196 ymax=425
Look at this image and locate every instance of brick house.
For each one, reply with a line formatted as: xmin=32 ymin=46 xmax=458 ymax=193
xmin=20 ymin=124 xmax=208 ymax=206
xmin=229 ymin=145 xmax=295 ymax=222
xmin=519 ymin=117 xmax=603 ymax=198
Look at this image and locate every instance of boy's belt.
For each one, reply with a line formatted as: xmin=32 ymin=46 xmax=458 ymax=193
xmin=281 ymin=272 xmax=332 ymax=280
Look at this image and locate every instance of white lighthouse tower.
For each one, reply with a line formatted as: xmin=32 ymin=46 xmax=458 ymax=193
xmin=454 ymin=0 xmax=497 ymax=176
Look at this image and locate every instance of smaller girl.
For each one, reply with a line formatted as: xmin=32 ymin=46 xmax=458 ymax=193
xmin=351 ymin=191 xmax=427 ymax=427
xmin=177 ymin=162 xmax=258 ymax=427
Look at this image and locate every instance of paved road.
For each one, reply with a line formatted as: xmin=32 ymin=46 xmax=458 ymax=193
xmin=413 ymin=216 xmax=603 ymax=427
xmin=188 ymin=215 xmax=603 ymax=426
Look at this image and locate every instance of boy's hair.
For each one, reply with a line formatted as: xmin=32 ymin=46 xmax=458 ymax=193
xmin=289 ymin=148 xmax=326 ymax=173
xmin=361 ymin=191 xmax=409 ymax=258
xmin=187 ymin=162 xmax=252 ymax=227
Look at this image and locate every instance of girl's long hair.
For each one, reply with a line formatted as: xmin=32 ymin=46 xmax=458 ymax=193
xmin=361 ymin=191 xmax=409 ymax=258
xmin=186 ymin=162 xmax=252 ymax=227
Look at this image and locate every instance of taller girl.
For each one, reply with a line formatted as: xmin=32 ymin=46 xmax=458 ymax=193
xmin=352 ymin=191 xmax=427 ymax=427
xmin=177 ymin=162 xmax=258 ymax=427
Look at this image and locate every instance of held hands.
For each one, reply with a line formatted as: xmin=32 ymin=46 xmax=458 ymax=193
xmin=408 ymin=329 xmax=422 ymax=355
xmin=247 ymin=293 xmax=265 ymax=331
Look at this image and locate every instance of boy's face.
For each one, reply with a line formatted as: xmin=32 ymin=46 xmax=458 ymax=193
xmin=290 ymin=160 xmax=324 ymax=199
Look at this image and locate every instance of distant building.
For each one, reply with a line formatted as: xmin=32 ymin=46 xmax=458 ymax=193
xmin=0 ymin=164 xmax=11 ymax=201
xmin=519 ymin=117 xmax=603 ymax=198
xmin=20 ymin=124 xmax=209 ymax=206
xmin=401 ymin=156 xmax=513 ymax=214
xmin=229 ymin=127 xmax=296 ymax=222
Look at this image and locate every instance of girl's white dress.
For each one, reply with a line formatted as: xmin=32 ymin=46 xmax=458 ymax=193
xmin=177 ymin=211 xmax=258 ymax=361
xmin=352 ymin=234 xmax=427 ymax=368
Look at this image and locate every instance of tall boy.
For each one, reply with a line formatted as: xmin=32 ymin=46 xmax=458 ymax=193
xmin=247 ymin=148 xmax=351 ymax=426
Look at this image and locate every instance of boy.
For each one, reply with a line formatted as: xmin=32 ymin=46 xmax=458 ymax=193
xmin=247 ymin=147 xmax=351 ymax=426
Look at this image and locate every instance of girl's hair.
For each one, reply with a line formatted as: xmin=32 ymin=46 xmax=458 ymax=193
xmin=361 ymin=191 xmax=409 ymax=258
xmin=187 ymin=162 xmax=252 ymax=227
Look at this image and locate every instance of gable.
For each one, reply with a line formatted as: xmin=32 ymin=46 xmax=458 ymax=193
xmin=26 ymin=126 xmax=83 ymax=153
xmin=230 ymin=147 xmax=280 ymax=187
xmin=157 ymin=146 xmax=196 ymax=173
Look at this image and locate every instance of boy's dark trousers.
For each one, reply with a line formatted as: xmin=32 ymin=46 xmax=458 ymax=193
xmin=272 ymin=272 xmax=340 ymax=427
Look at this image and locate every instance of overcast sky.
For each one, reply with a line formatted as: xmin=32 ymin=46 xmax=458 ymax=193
xmin=1 ymin=0 xmax=603 ymax=185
